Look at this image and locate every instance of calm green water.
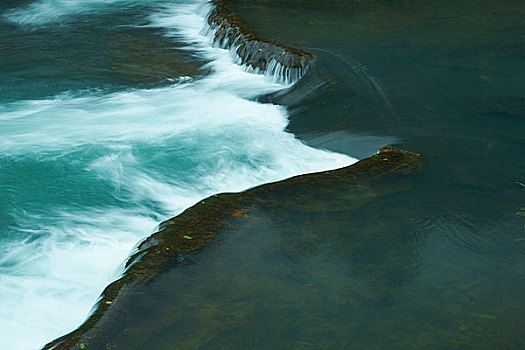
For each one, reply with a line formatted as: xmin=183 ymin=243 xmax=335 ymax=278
xmin=66 ymin=170 xmax=525 ymax=349
xmin=1 ymin=0 xmax=524 ymax=348
xmin=231 ymin=1 xmax=525 ymax=346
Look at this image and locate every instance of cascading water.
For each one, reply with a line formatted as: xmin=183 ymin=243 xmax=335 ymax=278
xmin=0 ymin=0 xmax=356 ymax=349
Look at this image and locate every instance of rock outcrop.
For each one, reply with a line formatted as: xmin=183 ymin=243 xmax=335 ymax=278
xmin=206 ymin=0 xmax=313 ymax=84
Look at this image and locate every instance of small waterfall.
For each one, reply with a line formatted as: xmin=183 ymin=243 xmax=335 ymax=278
xmin=205 ymin=0 xmax=313 ymax=85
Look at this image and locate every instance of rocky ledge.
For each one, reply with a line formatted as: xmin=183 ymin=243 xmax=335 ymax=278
xmin=42 ymin=146 xmax=420 ymax=350
xmin=206 ymin=0 xmax=313 ymax=83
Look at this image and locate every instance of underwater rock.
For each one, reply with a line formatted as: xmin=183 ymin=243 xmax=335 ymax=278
xmin=41 ymin=146 xmax=420 ymax=350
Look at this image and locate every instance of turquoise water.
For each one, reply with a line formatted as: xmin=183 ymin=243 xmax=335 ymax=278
xmin=2 ymin=0 xmax=525 ymax=349
xmin=0 ymin=1 xmax=355 ymax=348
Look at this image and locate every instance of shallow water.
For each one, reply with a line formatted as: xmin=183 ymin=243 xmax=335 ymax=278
xmin=236 ymin=0 xmax=525 ymax=347
xmin=63 ymin=170 xmax=525 ymax=349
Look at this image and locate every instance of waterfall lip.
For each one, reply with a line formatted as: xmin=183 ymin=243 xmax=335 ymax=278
xmin=205 ymin=0 xmax=314 ymax=85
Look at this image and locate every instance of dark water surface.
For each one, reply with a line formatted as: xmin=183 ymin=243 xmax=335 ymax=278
xmin=232 ymin=0 xmax=525 ymax=347
xmin=236 ymin=0 xmax=525 ymax=347
xmin=62 ymin=154 xmax=524 ymax=349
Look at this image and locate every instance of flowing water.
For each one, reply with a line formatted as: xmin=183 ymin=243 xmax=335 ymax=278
xmin=2 ymin=0 xmax=525 ymax=349
xmin=0 ymin=1 xmax=355 ymax=348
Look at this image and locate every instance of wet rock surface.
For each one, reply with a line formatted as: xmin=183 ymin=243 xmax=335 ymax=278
xmin=207 ymin=0 xmax=313 ymax=83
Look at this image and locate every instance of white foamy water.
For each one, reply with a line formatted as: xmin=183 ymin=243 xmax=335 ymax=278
xmin=2 ymin=0 xmax=149 ymax=26
xmin=0 ymin=1 xmax=356 ymax=349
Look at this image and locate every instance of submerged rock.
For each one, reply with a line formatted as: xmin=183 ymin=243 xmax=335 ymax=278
xmin=42 ymin=146 xmax=420 ymax=350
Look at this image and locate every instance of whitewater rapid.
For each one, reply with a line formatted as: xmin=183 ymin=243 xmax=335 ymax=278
xmin=0 ymin=1 xmax=356 ymax=349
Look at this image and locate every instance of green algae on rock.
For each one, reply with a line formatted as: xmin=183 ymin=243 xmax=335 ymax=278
xmin=41 ymin=146 xmax=420 ymax=350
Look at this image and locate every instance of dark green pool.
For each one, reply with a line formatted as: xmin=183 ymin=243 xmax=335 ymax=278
xmin=230 ymin=1 xmax=525 ymax=347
